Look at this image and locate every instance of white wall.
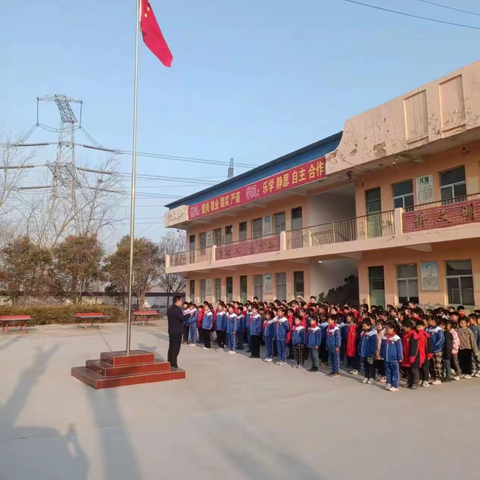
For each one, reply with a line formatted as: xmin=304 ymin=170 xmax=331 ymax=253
xmin=310 ymin=259 xmax=358 ymax=298
xmin=308 ymin=184 xmax=356 ymax=227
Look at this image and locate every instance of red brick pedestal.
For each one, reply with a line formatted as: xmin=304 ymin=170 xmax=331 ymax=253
xmin=71 ymin=350 xmax=186 ymax=389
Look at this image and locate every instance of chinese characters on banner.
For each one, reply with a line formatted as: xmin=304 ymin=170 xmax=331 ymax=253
xmin=188 ymin=157 xmax=326 ymax=220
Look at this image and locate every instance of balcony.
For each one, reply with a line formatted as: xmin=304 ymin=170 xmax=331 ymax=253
xmin=166 ymin=196 xmax=480 ymax=274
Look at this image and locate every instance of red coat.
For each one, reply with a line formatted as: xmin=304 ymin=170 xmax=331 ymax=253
xmin=197 ymin=310 xmax=204 ymax=328
xmin=417 ymin=330 xmax=433 ymax=366
xmin=346 ymin=324 xmax=357 ymax=357
xmin=286 ymin=315 xmax=294 ymax=343
xmin=401 ymin=330 xmax=419 ymax=367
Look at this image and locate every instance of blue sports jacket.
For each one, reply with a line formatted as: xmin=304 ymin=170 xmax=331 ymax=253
xmin=250 ymin=314 xmax=262 ymax=336
xmin=306 ymin=325 xmax=321 ymax=348
xmin=291 ymin=326 xmax=306 ymax=345
xmin=380 ymin=334 xmax=403 ymax=363
xmin=216 ymin=311 xmax=226 ymax=331
xmin=263 ymin=319 xmax=276 ymax=338
xmin=202 ymin=311 xmax=214 ymax=330
xmin=359 ymin=329 xmax=377 ymax=358
xmin=188 ymin=309 xmax=198 ymax=326
xmin=226 ymin=313 xmax=238 ymax=334
xmin=237 ymin=314 xmax=245 ymax=332
xmin=319 ymin=321 xmax=329 ymax=342
xmin=426 ymin=325 xmax=445 ymax=353
xmin=326 ymin=325 xmax=342 ymax=350
xmin=274 ymin=317 xmax=290 ymax=341
xmin=245 ymin=312 xmax=252 ymax=332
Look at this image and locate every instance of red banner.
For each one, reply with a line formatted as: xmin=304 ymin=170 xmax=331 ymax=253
xmin=188 ymin=157 xmax=326 ymax=220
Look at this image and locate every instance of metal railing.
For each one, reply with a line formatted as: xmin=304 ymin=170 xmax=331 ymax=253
xmin=285 ymin=211 xmax=395 ymax=250
xmin=215 ymin=233 xmax=280 ymax=261
xmin=406 ymin=193 xmax=480 ymax=212
xmin=170 ymin=246 xmax=213 ymax=267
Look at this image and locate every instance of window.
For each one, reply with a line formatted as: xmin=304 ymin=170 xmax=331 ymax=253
xmin=240 ymin=276 xmax=248 ymax=303
xmin=440 ymin=166 xmax=466 ymax=204
xmin=369 ymin=266 xmax=385 ymax=307
xmin=274 ymin=212 xmax=286 ymax=234
xmin=226 ymin=277 xmax=233 ymax=303
xmin=294 ymin=271 xmax=304 ymax=297
xmin=252 ymin=218 xmax=263 ymax=239
xmin=213 ymin=228 xmax=222 ymax=246
xmin=189 ymin=280 xmax=195 ymax=302
xmin=200 ymin=279 xmax=206 ymax=301
xmin=214 ymin=278 xmax=221 ymax=302
xmin=199 ymin=232 xmax=207 ymax=254
xmin=446 ymin=260 xmax=474 ymax=305
xmin=393 ymin=180 xmax=414 ymax=210
xmin=276 ymin=273 xmax=287 ymax=301
xmin=189 ymin=235 xmax=195 ymax=250
xmin=225 ymin=226 xmax=233 ymax=244
xmin=366 ymin=188 xmax=381 ymax=214
xmin=239 ymin=222 xmax=247 ymax=242
xmin=254 ymin=275 xmax=264 ymax=299
xmin=189 ymin=235 xmax=195 ymax=263
xmin=397 ymin=264 xmax=419 ymax=305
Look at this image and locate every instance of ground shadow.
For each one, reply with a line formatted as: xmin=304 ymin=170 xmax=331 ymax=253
xmin=0 ymin=336 xmax=23 ymax=351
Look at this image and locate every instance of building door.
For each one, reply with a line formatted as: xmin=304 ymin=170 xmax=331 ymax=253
xmin=225 ymin=226 xmax=233 ymax=244
xmin=291 ymin=207 xmax=303 ymax=249
xmin=189 ymin=235 xmax=195 ymax=263
xmin=240 ymin=276 xmax=248 ymax=303
xmin=199 ymin=232 xmax=207 ymax=255
xmin=274 ymin=212 xmax=286 ymax=234
xmin=239 ymin=222 xmax=247 ymax=242
xmin=293 ymin=271 xmax=304 ymax=298
xmin=276 ymin=273 xmax=287 ymax=301
xmin=200 ymin=279 xmax=206 ymax=301
xmin=254 ymin=275 xmax=264 ymax=299
xmin=214 ymin=278 xmax=221 ymax=302
xmin=252 ymin=218 xmax=263 ymax=239
xmin=213 ymin=228 xmax=222 ymax=246
xmin=369 ymin=266 xmax=385 ymax=307
xmin=226 ymin=277 xmax=233 ymax=303
xmin=366 ymin=188 xmax=382 ymax=238
xmin=190 ymin=279 xmax=195 ymax=302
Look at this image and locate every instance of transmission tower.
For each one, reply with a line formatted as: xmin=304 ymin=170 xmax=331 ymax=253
xmin=37 ymin=94 xmax=83 ymax=199
xmin=228 ymin=157 xmax=234 ymax=179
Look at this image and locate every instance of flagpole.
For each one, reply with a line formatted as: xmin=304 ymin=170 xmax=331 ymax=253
xmin=126 ymin=0 xmax=141 ymax=355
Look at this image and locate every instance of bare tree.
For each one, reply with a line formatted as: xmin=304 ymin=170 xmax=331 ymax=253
xmin=158 ymin=230 xmax=187 ymax=300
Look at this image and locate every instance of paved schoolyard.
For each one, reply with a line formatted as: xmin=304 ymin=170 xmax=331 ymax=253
xmin=1 ymin=322 xmax=480 ymax=480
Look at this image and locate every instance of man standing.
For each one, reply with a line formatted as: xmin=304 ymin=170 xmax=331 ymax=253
xmin=167 ymin=296 xmax=188 ymax=368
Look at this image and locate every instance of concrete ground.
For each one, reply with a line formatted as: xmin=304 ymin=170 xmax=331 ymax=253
xmin=1 ymin=322 xmax=480 ymax=480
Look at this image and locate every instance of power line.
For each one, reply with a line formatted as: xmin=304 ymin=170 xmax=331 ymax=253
xmin=336 ymin=0 xmax=480 ymax=30
xmin=414 ymin=0 xmax=480 ymax=18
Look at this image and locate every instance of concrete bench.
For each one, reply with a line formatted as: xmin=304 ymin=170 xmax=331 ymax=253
xmin=0 ymin=315 xmax=34 ymax=334
xmin=133 ymin=310 xmax=160 ymax=326
xmin=73 ymin=313 xmax=110 ymax=330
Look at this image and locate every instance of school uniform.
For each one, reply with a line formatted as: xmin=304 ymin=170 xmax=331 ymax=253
xmin=359 ymin=329 xmax=377 ymax=380
xmin=380 ymin=333 xmax=403 ymax=388
xmin=426 ymin=325 xmax=445 ymax=381
xmin=326 ymin=324 xmax=342 ymax=374
xmin=287 ymin=314 xmax=295 ymax=359
xmin=275 ymin=316 xmax=290 ymax=363
xmin=245 ymin=311 xmax=252 ymax=352
xmin=443 ymin=329 xmax=453 ymax=380
xmin=401 ymin=330 xmax=420 ymax=388
xmin=417 ymin=330 xmax=433 ymax=383
xmin=306 ymin=324 xmax=321 ymax=370
xmin=226 ymin=313 xmax=238 ymax=352
xmin=339 ymin=321 xmax=349 ymax=362
xmin=202 ymin=311 xmax=214 ymax=349
xmin=291 ymin=325 xmax=306 ymax=367
xmin=319 ymin=320 xmax=329 ymax=364
xmin=249 ymin=313 xmax=263 ymax=358
xmin=237 ymin=312 xmax=246 ymax=350
xmin=215 ymin=311 xmax=227 ymax=349
xmin=197 ymin=310 xmax=204 ymax=344
xmin=182 ymin=309 xmax=191 ymax=344
xmin=188 ymin=309 xmax=198 ymax=344
xmin=345 ymin=323 xmax=360 ymax=370
xmin=263 ymin=318 xmax=276 ymax=360
xmin=470 ymin=324 xmax=480 ymax=374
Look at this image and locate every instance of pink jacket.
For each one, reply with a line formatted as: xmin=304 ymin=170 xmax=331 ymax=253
xmin=451 ymin=328 xmax=460 ymax=355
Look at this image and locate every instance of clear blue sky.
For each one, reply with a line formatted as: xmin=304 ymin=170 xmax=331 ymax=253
xmin=1 ymin=0 xmax=480 ymax=244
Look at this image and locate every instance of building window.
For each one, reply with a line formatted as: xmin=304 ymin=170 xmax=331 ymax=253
xmin=225 ymin=226 xmax=233 ymax=244
xmin=199 ymin=232 xmax=206 ymax=254
xmin=200 ymin=279 xmax=206 ymax=301
xmin=274 ymin=212 xmax=286 ymax=234
xmin=397 ymin=264 xmax=419 ymax=305
xmin=239 ymin=222 xmax=247 ymax=242
xmin=189 ymin=235 xmax=195 ymax=263
xmin=440 ymin=166 xmax=466 ymax=204
xmin=369 ymin=266 xmax=385 ymax=307
xmin=446 ymin=260 xmax=474 ymax=305
xmin=214 ymin=278 xmax=221 ymax=302
xmin=213 ymin=228 xmax=222 ymax=246
xmin=366 ymin=188 xmax=381 ymax=214
xmin=254 ymin=275 xmax=264 ymax=299
xmin=226 ymin=277 xmax=233 ymax=303
xmin=252 ymin=218 xmax=263 ymax=239
xmin=276 ymin=272 xmax=287 ymax=301
xmin=393 ymin=180 xmax=414 ymax=210
xmin=240 ymin=276 xmax=248 ymax=303
xmin=293 ymin=271 xmax=304 ymax=298
xmin=189 ymin=280 xmax=195 ymax=302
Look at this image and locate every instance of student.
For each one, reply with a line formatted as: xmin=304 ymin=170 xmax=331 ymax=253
xmin=326 ymin=314 xmax=342 ymax=377
xmin=245 ymin=305 xmax=252 ymax=353
xmin=345 ymin=313 xmax=361 ymax=375
xmin=188 ymin=303 xmax=198 ymax=347
xmin=249 ymin=306 xmax=262 ymax=359
xmin=426 ymin=316 xmax=444 ymax=385
xmin=401 ymin=319 xmax=420 ymax=390
xmin=450 ymin=322 xmax=462 ymax=381
xmin=237 ymin=304 xmax=245 ymax=350
xmin=359 ymin=318 xmax=377 ymax=385
xmin=457 ymin=317 xmax=479 ymax=378
xmin=201 ymin=303 xmax=214 ymax=350
xmin=274 ymin=307 xmax=290 ymax=365
xmin=197 ymin=305 xmax=204 ymax=344
xmin=375 ymin=320 xmax=386 ymax=383
xmin=319 ymin=316 xmax=329 ymax=366
xmin=182 ymin=303 xmax=191 ymax=344
xmin=215 ymin=303 xmax=227 ymax=351
xmin=416 ymin=320 xmax=433 ymax=387
xmin=468 ymin=314 xmax=480 ymax=377
xmin=291 ymin=316 xmax=306 ymax=368
xmin=226 ymin=304 xmax=238 ymax=355
xmin=380 ymin=321 xmax=403 ymax=392
xmin=306 ymin=316 xmax=321 ymax=372
xmin=287 ymin=307 xmax=295 ymax=360
xmin=440 ymin=320 xmax=453 ymax=382
xmin=263 ymin=311 xmax=276 ymax=363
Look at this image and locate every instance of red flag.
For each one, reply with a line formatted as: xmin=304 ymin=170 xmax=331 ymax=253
xmin=140 ymin=0 xmax=173 ymax=67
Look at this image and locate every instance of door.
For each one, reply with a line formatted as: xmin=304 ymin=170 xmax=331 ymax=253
xmin=366 ymin=188 xmax=382 ymax=238
xmin=274 ymin=212 xmax=286 ymax=234
xmin=240 ymin=276 xmax=248 ymax=304
xmin=291 ymin=207 xmax=303 ymax=249
xmin=226 ymin=277 xmax=233 ymax=303
xmin=252 ymin=218 xmax=263 ymax=239
xmin=200 ymin=279 xmax=206 ymax=301
xmin=369 ymin=266 xmax=385 ymax=307
xmin=213 ymin=228 xmax=222 ymax=246
xmin=189 ymin=235 xmax=195 ymax=263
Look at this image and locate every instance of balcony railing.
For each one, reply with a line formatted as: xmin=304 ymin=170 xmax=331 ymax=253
xmin=170 ymin=246 xmax=213 ymax=267
xmin=215 ymin=234 xmax=280 ymax=261
xmin=285 ymin=211 xmax=396 ymax=250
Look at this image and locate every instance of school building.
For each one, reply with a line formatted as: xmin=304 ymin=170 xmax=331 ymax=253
xmin=164 ymin=60 xmax=480 ymax=309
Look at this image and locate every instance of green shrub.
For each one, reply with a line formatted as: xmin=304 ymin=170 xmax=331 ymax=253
xmin=0 ymin=305 xmax=125 ymax=325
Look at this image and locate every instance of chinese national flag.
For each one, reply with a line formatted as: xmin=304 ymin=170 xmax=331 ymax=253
xmin=140 ymin=0 xmax=173 ymax=67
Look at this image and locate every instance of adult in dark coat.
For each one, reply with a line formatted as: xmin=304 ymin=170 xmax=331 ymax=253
xmin=167 ymin=296 xmax=188 ymax=368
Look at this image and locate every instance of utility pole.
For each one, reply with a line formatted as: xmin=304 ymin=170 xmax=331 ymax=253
xmin=228 ymin=157 xmax=234 ymax=179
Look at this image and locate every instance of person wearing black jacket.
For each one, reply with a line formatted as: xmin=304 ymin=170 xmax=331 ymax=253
xmin=441 ymin=320 xmax=453 ymax=381
xmin=167 ymin=296 xmax=189 ymax=368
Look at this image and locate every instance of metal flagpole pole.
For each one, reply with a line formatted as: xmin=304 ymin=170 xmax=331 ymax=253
xmin=126 ymin=0 xmax=141 ymax=355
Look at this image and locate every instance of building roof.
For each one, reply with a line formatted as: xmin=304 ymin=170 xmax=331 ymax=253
xmin=165 ymin=131 xmax=343 ymax=209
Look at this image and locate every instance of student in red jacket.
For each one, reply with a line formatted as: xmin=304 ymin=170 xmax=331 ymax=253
xmin=287 ymin=308 xmax=295 ymax=359
xmin=401 ymin=319 xmax=420 ymax=390
xmin=345 ymin=313 xmax=361 ymax=375
xmin=197 ymin=305 xmax=204 ymax=344
xmin=416 ymin=320 xmax=434 ymax=387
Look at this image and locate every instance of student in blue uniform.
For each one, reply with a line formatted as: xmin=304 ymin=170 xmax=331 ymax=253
xmin=319 ymin=316 xmax=329 ymax=366
xmin=215 ymin=302 xmax=227 ymax=351
xmin=245 ymin=304 xmax=253 ymax=353
xmin=306 ymin=316 xmax=321 ymax=372
xmin=226 ymin=303 xmax=238 ymax=355
xmin=359 ymin=317 xmax=378 ymax=384
xmin=291 ymin=316 xmax=306 ymax=369
xmin=275 ymin=307 xmax=290 ymax=365
xmin=263 ymin=311 xmax=276 ymax=363
xmin=202 ymin=303 xmax=214 ymax=350
xmin=188 ymin=303 xmax=198 ymax=346
xmin=237 ymin=304 xmax=245 ymax=350
xmin=326 ymin=314 xmax=342 ymax=377
xmin=249 ymin=305 xmax=263 ymax=358
xmin=380 ymin=320 xmax=403 ymax=392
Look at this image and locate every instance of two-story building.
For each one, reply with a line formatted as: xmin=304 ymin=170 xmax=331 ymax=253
xmin=165 ymin=60 xmax=480 ymax=309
